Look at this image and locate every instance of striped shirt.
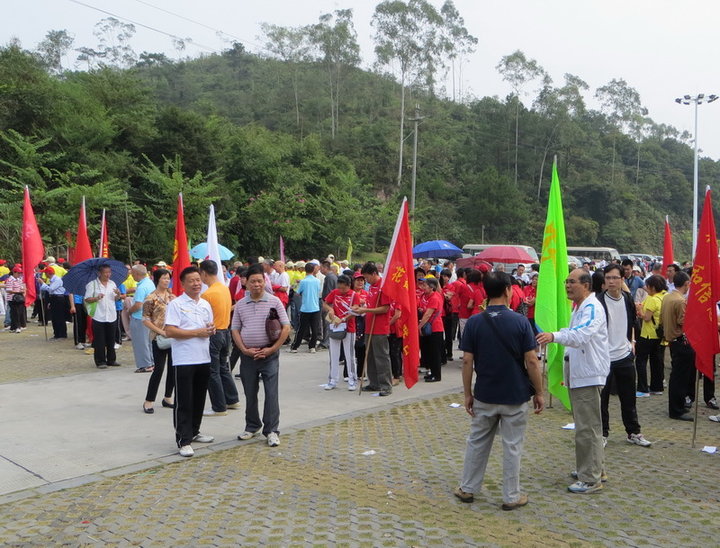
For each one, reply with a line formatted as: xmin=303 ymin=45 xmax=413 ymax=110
xmin=5 ymin=276 xmax=25 ymax=302
xmin=231 ymin=292 xmax=289 ymax=348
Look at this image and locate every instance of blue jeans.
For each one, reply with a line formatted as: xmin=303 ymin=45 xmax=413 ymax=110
xmin=239 ymin=350 xmax=280 ymax=436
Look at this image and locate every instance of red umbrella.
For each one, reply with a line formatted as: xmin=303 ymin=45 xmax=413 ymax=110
xmin=456 ymin=256 xmax=493 ymax=271
xmin=474 ymin=245 xmax=535 ymax=264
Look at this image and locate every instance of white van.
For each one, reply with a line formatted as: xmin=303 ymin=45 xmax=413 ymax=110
xmin=566 ymin=247 xmax=620 ymax=262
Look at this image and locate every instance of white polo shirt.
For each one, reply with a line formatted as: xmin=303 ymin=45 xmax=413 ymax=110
xmin=84 ymin=278 xmax=118 ymax=323
xmin=164 ymin=292 xmax=214 ymax=366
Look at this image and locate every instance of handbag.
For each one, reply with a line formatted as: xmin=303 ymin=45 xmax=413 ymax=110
xmin=11 ymin=293 xmax=25 ymax=304
xmin=156 ymin=334 xmax=173 ymax=350
xmin=329 ymin=322 xmax=348 ymax=340
xmin=420 ymin=309 xmax=440 ymax=337
xmin=481 ymin=311 xmax=535 ymax=396
xmin=265 ymin=307 xmax=282 ymax=343
xmin=86 ymin=280 xmax=99 ymax=318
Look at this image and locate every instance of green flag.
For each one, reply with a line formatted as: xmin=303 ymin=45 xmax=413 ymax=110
xmin=346 ymin=238 xmax=353 ymax=264
xmin=535 ymin=158 xmax=571 ymax=409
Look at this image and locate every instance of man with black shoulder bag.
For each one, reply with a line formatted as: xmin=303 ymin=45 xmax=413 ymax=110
xmin=454 ymin=271 xmax=544 ymax=511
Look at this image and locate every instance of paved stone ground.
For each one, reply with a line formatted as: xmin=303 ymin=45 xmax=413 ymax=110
xmin=1 ymin=386 xmax=719 ymax=547
xmin=2 ymin=322 xmax=720 ymax=546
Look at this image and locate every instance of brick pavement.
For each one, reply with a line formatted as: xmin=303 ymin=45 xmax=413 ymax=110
xmin=1 ymin=386 xmax=719 ymax=547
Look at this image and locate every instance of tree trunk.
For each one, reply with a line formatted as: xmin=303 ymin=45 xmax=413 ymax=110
xmin=514 ymin=97 xmax=519 ymax=186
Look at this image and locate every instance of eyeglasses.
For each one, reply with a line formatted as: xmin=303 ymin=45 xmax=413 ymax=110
xmin=604 ymin=275 xmax=622 ymax=280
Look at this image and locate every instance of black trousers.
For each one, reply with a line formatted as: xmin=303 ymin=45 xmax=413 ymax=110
xmin=635 ymin=337 xmax=663 ymax=393
xmin=601 ymin=355 xmax=641 ymax=437
xmin=173 ymin=363 xmax=211 ymax=447
xmin=145 ymin=340 xmax=175 ymax=402
xmin=92 ymin=320 xmax=117 ymax=366
xmin=420 ymin=331 xmax=444 ymax=380
xmin=687 ymin=366 xmax=715 ymax=404
xmin=49 ymin=294 xmax=68 ymax=338
xmin=73 ymin=303 xmax=88 ymax=345
xmin=9 ymin=301 xmax=25 ymax=331
xmin=443 ymin=313 xmax=458 ymax=361
xmin=291 ymin=311 xmax=320 ymax=350
xmin=389 ymin=333 xmax=403 ymax=379
xmin=668 ymin=340 xmax=696 ymax=418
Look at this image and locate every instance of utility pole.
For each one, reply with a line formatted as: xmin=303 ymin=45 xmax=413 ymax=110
xmin=124 ymin=192 xmax=133 ymax=262
xmin=408 ymin=103 xmax=424 ymax=216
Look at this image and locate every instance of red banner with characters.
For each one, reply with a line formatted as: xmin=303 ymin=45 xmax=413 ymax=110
xmin=685 ymin=187 xmax=720 ymax=379
xmin=381 ymin=198 xmax=419 ymax=388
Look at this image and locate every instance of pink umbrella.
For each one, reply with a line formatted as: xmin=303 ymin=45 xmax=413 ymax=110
xmin=474 ymin=246 xmax=535 ymax=264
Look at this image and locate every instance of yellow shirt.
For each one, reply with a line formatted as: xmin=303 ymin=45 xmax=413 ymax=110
xmin=123 ymin=274 xmax=137 ymax=291
xmin=0 ymin=266 xmax=9 ymax=277
xmin=640 ymin=291 xmax=666 ymax=339
xmin=201 ymin=281 xmax=232 ymax=330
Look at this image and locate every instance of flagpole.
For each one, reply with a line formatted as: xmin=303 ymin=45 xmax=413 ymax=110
xmin=40 ymin=291 xmax=48 ymax=341
xmin=691 ymin=372 xmax=701 ymax=448
xmin=540 ymin=343 xmax=552 ymax=408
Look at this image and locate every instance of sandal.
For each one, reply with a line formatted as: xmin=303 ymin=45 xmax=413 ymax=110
xmin=134 ymin=366 xmax=154 ymax=373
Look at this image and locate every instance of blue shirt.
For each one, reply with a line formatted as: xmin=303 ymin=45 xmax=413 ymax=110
xmin=460 ymin=305 xmax=537 ymax=405
xmin=131 ymin=277 xmax=155 ymax=319
xmin=115 ymin=284 xmax=127 ymax=312
xmin=625 ymin=275 xmax=644 ymax=300
xmin=297 ymin=275 xmax=321 ymax=313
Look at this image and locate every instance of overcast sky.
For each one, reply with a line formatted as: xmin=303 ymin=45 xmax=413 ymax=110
xmin=5 ymin=0 xmax=720 ymax=160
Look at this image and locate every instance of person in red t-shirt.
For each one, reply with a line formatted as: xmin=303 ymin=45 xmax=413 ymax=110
xmin=523 ymin=273 xmax=538 ymax=333
xmin=467 ymin=269 xmax=487 ymax=317
xmin=440 ymin=268 xmax=458 ymax=363
xmin=350 ymin=273 xmax=368 ymax=380
xmin=388 ymin=302 xmax=403 ymax=385
xmin=322 ymin=275 xmax=361 ymax=390
xmin=351 ymin=262 xmax=393 ymax=396
xmin=457 ymin=269 xmax=475 ymax=342
xmin=418 ymin=277 xmax=445 ymax=382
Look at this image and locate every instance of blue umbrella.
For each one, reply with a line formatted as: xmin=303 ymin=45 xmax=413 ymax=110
xmin=412 ymin=240 xmax=463 ymax=259
xmin=61 ymin=258 xmax=128 ymax=295
xmin=190 ymin=242 xmax=235 ymax=261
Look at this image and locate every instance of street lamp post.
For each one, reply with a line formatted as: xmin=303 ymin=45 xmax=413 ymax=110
xmin=407 ymin=104 xmax=424 ymax=217
xmin=675 ymin=93 xmax=718 ymax=255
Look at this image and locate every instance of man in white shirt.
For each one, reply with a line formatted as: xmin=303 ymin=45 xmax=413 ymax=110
xmin=597 ymin=264 xmax=652 ymax=448
xmin=164 ymin=266 xmax=216 ymax=458
xmin=84 ymin=265 xmax=122 ymax=368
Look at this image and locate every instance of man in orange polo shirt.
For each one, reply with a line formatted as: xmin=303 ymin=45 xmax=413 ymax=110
xmin=199 ymin=260 xmax=241 ymax=416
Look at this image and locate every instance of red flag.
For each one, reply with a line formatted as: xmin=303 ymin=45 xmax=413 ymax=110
xmin=98 ymin=209 xmax=109 ymax=258
xmin=662 ymin=215 xmax=674 ymax=273
xmin=22 ymin=187 xmax=45 ymax=307
xmin=172 ymin=194 xmax=191 ymax=296
xmin=74 ymin=196 xmax=93 ymax=264
xmin=685 ymin=187 xmax=720 ymax=380
xmin=381 ymin=198 xmax=419 ymax=388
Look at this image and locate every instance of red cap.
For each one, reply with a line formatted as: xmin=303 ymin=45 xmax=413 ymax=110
xmin=0 ymin=259 xmax=6 ymax=265
xmin=353 ymin=272 xmax=364 ymax=279
xmin=43 ymin=266 xmax=55 ymax=276
xmin=57 ymin=258 xmax=66 ymax=263
xmin=12 ymin=266 xmax=22 ymax=273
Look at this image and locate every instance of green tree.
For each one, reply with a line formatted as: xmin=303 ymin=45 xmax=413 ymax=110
xmin=35 ymin=30 xmax=74 ymax=74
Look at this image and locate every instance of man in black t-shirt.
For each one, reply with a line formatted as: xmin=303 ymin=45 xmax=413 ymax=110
xmin=453 ymin=272 xmax=544 ymax=511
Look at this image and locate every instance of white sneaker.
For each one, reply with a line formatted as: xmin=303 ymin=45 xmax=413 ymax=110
xmin=203 ymin=409 xmax=228 ymax=416
xmin=238 ymin=429 xmax=261 ymax=440
xmin=309 ymin=348 xmax=317 ymax=354
xmin=267 ymin=432 xmax=280 ymax=447
xmin=602 ymin=436 xmax=608 ymax=448
xmin=288 ymin=348 xmax=298 ymax=353
xmin=348 ymin=383 xmax=357 ymax=391
xmin=192 ymin=433 xmax=214 ymax=443
xmin=627 ymin=433 xmax=652 ymax=447
xmin=323 ymin=383 xmax=336 ymax=390
xmin=708 ymin=415 xmax=720 ymax=423
xmin=75 ymin=343 xmax=84 ymax=350
xmin=114 ymin=343 xmax=120 ymax=349
xmin=179 ymin=445 xmax=194 ymax=457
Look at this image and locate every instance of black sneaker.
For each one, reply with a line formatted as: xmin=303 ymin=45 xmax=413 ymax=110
xmin=361 ymin=385 xmax=379 ymax=392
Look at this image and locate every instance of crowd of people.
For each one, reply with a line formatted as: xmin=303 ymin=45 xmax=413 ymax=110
xmin=1 ymin=250 xmax=718 ymax=509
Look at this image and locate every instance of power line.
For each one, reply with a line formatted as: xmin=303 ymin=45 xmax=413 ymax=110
xmin=67 ymin=0 xmax=219 ymax=53
xmin=131 ymin=0 xmax=264 ymax=51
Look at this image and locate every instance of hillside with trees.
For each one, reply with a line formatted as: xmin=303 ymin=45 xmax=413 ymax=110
xmin=1 ymin=0 xmax=716 ymax=263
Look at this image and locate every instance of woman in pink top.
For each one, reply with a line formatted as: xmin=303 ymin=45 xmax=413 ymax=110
xmin=418 ymin=277 xmax=445 ymax=382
